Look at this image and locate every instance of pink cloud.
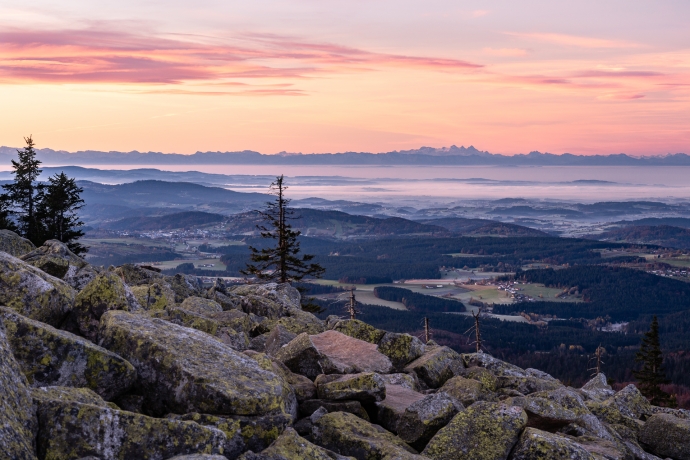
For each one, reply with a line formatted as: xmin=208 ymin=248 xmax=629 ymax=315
xmin=0 ymin=27 xmax=483 ymax=86
xmin=482 ymin=48 xmax=527 ymax=57
xmin=506 ymin=32 xmax=639 ymax=49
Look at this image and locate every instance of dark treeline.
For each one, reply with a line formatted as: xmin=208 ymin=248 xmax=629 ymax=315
xmin=217 ymin=236 xmax=638 ymax=281
xmin=291 ymin=282 xmax=348 ymax=295
xmin=373 ymin=286 xmax=466 ymax=313
xmin=493 ymin=266 xmax=690 ymax=321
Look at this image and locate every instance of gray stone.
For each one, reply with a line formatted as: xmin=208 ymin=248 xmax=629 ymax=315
xmin=581 ymin=373 xmax=616 ymax=401
xmin=99 ymin=310 xmax=296 ymax=418
xmin=265 ymin=324 xmax=297 ymax=356
xmin=0 ymin=307 xmax=136 ymax=400
xmin=0 ymin=229 xmax=35 ymax=256
xmin=0 ymin=324 xmax=38 ymax=460
xmin=510 ymin=427 xmax=596 ymax=460
xmin=299 ymin=399 xmax=370 ymax=421
xmin=403 ymin=345 xmax=464 ymax=388
xmin=0 ymin=251 xmax=76 ymax=327
xmin=422 ymin=401 xmax=527 ymax=460
xmin=376 ymin=384 xmax=426 ymax=433
xmin=397 ymin=391 xmax=464 ymax=450
xmin=377 ymin=332 xmax=426 ymax=369
xmin=312 ymin=411 xmax=425 ymax=460
xmin=639 ymin=413 xmax=690 ymax=460
xmin=315 ymin=372 xmax=386 ymax=403
xmin=237 ymin=427 xmax=354 ymax=460
xmin=21 ymin=240 xmax=100 ymax=290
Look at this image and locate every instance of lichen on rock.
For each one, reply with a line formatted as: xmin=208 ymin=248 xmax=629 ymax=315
xmin=422 ymin=401 xmax=527 ymax=460
xmin=0 ymin=323 xmax=38 ymax=460
xmin=0 ymin=307 xmax=136 ymax=400
xmin=0 ymin=251 xmax=76 ymax=327
xmin=99 ymin=310 xmax=295 ymax=417
xmin=21 ymin=240 xmax=100 ymax=290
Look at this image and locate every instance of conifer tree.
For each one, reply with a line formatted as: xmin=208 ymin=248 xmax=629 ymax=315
xmin=0 ymin=193 xmax=18 ymax=232
xmin=634 ymin=316 xmax=674 ymax=406
xmin=242 ymin=175 xmax=325 ymax=289
xmin=38 ymin=172 xmax=87 ymax=255
xmin=2 ymin=136 xmax=44 ymax=244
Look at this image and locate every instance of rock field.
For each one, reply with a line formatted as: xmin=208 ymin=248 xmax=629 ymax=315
xmin=1 ymin=230 xmax=689 ymax=460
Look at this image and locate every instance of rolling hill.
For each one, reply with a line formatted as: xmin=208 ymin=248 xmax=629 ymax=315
xmin=417 ymin=217 xmax=548 ymax=237
xmin=595 ymin=225 xmax=690 ymax=249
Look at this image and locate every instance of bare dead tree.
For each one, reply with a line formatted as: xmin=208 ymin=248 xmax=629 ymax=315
xmin=465 ymin=308 xmax=483 ymax=353
xmin=347 ymin=288 xmax=360 ymax=320
xmin=588 ymin=344 xmax=606 ymax=377
xmin=424 ymin=317 xmax=431 ymax=344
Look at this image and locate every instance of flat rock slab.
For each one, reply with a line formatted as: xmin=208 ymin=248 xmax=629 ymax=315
xmin=310 ymin=330 xmax=393 ymax=374
xmin=99 ymin=311 xmax=293 ymax=417
xmin=315 ymin=373 xmax=386 ymax=403
xmin=0 ymin=325 xmax=38 ymax=460
xmin=276 ymin=331 xmax=393 ymax=380
xmin=0 ymin=251 xmax=76 ymax=327
xmin=0 ymin=307 xmax=136 ymax=400
xmin=376 ymin=384 xmax=426 ymax=433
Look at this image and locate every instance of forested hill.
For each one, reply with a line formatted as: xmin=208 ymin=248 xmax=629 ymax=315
xmin=417 ymin=217 xmax=548 ymax=237
xmin=595 ymin=225 xmax=690 ymax=249
xmin=494 ymin=266 xmax=690 ymax=321
xmin=103 ymin=211 xmax=225 ymax=231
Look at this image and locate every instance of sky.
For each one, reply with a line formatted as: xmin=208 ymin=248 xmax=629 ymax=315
xmin=0 ymin=0 xmax=689 ymax=156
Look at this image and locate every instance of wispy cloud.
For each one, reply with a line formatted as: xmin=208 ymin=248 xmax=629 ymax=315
xmin=506 ymin=32 xmax=639 ymax=49
xmin=472 ymin=10 xmax=489 ymax=18
xmin=482 ymin=48 xmax=527 ymax=57
xmin=0 ymin=27 xmax=483 ymax=87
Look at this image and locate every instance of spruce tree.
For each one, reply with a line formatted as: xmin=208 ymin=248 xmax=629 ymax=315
xmin=242 ymin=175 xmax=325 ymax=308
xmin=38 ymin=172 xmax=87 ymax=255
xmin=2 ymin=136 xmax=44 ymax=244
xmin=0 ymin=193 xmax=18 ymax=232
xmin=634 ymin=316 xmax=674 ymax=406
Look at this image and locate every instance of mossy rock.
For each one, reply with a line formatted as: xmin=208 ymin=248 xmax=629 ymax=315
xmin=457 ymin=366 xmax=499 ymax=392
xmin=167 ymin=455 xmax=227 ymax=460
xmin=609 ymin=384 xmax=652 ymax=420
xmin=265 ymin=325 xmax=298 ymax=356
xmin=0 ymin=307 xmax=136 ymax=400
xmin=504 ymin=396 xmax=578 ymax=431
xmin=377 ymin=332 xmax=425 ymax=369
xmin=31 ymin=386 xmax=109 ymax=407
xmin=99 ymin=311 xmax=296 ymax=418
xmin=422 ymin=401 xmax=527 ymax=460
xmin=0 ymin=251 xmax=76 ymax=327
xmin=166 ymin=307 xmax=221 ymax=336
xmin=230 ymin=283 xmax=302 ymax=311
xmin=300 ymin=400 xmax=370 ymax=421
xmin=21 ymin=240 xmax=100 ymax=290
xmin=639 ymin=413 xmax=690 ymax=460
xmin=72 ymin=272 xmax=139 ymax=341
xmin=130 ymin=282 xmax=176 ymax=311
xmin=171 ymin=412 xmax=292 ymax=458
xmin=496 ymin=375 xmax=562 ymax=395
xmin=238 ymin=427 xmax=355 ymax=460
xmin=269 ymin=308 xmax=325 ymax=335
xmin=0 ymin=324 xmax=38 ymax=460
xmin=403 ymin=346 xmax=464 ymax=389
xmin=331 ymin=319 xmax=386 ymax=344
xmin=510 ymin=427 xmax=596 ymax=460
xmin=440 ymin=376 xmax=495 ymax=407
xmin=0 ymin=229 xmax=35 ymax=256
xmin=114 ymin=263 xmax=165 ymax=286
xmin=35 ymin=398 xmax=227 ymax=460
xmin=166 ymin=273 xmax=203 ymax=303
xmin=315 ymin=372 xmax=386 ymax=403
xmin=397 ymin=392 xmax=464 ymax=451
xmin=180 ymin=296 xmax=223 ymax=315
xmin=244 ymin=350 xmax=316 ymax=403
xmin=462 ymin=352 xmax=529 ymax=378
xmin=312 ymin=411 xmax=425 ymax=460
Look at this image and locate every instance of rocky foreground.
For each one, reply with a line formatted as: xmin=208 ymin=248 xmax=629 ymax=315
xmin=1 ymin=230 xmax=690 ymax=460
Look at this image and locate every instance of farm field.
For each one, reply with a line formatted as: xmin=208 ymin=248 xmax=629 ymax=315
xmin=153 ymin=258 xmax=227 ymax=271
